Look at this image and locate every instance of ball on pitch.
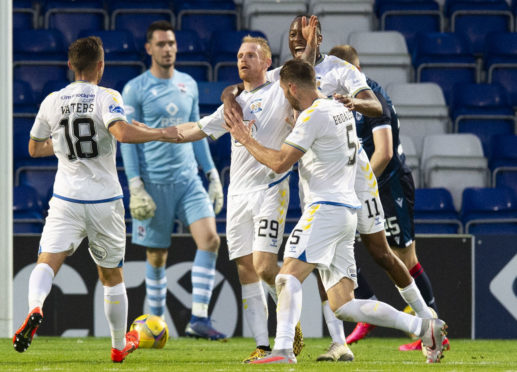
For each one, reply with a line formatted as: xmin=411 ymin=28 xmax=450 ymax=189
xmin=130 ymin=314 xmax=169 ymax=349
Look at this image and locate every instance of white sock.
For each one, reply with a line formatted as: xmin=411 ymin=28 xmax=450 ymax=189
xmin=273 ymin=274 xmax=302 ymax=351
xmin=334 ymin=299 xmax=422 ymax=337
xmin=242 ymin=282 xmax=269 ymax=347
xmin=398 ymin=280 xmax=434 ymax=318
xmin=322 ymin=300 xmax=346 ymax=345
xmin=28 ymin=263 xmax=54 ymax=310
xmin=104 ymin=283 xmax=128 ymax=350
xmin=265 ymin=282 xmax=278 ymax=304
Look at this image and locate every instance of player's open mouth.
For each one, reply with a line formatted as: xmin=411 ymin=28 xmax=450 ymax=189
xmin=294 ymin=47 xmax=305 ymax=56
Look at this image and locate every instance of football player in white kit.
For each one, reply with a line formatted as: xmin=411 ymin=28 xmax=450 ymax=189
xmin=224 ymin=58 xmax=448 ymax=365
xmin=13 ymin=36 xmax=181 ymax=363
xmin=248 ymin=15 xmax=437 ymax=362
xmin=165 ymin=17 xmax=319 ymax=362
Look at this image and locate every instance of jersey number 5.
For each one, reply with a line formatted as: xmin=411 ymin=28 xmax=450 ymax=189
xmin=59 ymin=117 xmax=99 ymax=160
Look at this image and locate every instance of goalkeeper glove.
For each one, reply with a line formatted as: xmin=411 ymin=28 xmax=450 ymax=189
xmin=128 ymin=177 xmax=157 ymax=220
xmin=206 ymin=168 xmax=224 ymax=215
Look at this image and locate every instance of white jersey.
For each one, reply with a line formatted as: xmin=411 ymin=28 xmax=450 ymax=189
xmin=285 ymin=98 xmax=361 ymax=209
xmin=30 ymin=81 xmax=127 ymax=202
xmin=198 ymin=81 xmax=292 ymax=196
xmin=266 ymin=54 xmax=369 ymax=98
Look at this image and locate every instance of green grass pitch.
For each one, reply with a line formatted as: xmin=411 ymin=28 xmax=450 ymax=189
xmin=1 ymin=337 xmax=516 ymax=371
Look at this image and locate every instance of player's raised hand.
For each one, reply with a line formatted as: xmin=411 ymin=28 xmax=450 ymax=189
xmin=224 ymin=107 xmax=254 ymax=145
xmin=223 ymin=95 xmax=243 ymax=126
xmin=334 ymin=93 xmax=355 ymax=111
xmin=301 ymin=15 xmax=318 ymax=47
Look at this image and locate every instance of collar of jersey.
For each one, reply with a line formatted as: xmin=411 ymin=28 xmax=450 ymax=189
xmin=246 ymin=80 xmax=271 ymax=94
xmin=315 ymin=54 xmax=325 ymax=66
xmin=72 ymin=80 xmax=91 ymax=84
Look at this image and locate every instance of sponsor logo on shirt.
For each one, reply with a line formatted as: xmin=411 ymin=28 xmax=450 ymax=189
xmin=166 ymin=102 xmax=179 ymax=116
xmin=249 ymin=99 xmax=263 ymax=114
xmin=177 ymin=83 xmax=187 ymax=93
xmin=109 ymin=105 xmax=125 ymax=115
xmin=395 ymin=197 xmax=404 ymax=208
xmin=233 ymin=120 xmax=257 ymax=147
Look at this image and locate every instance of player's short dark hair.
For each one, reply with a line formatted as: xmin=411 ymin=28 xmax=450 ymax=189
xmin=68 ymin=36 xmax=103 ymax=73
xmin=146 ymin=20 xmax=174 ymax=42
xmin=329 ymin=45 xmax=360 ymax=67
xmin=280 ymin=59 xmax=316 ymax=88
xmin=291 ymin=15 xmax=322 ymax=34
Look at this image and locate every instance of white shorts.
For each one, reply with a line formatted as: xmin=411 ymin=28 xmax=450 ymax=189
xmin=284 ymin=203 xmax=358 ymax=291
xmin=355 ymin=149 xmax=386 ymax=235
xmin=39 ymin=197 xmax=126 ymax=268
xmin=226 ymin=178 xmax=289 ymax=260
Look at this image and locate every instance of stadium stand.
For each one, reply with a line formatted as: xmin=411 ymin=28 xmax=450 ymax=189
xmin=413 ymin=32 xmax=479 ymax=104
xmin=451 ymin=83 xmax=516 ymax=158
xmin=490 ymin=134 xmax=517 ymax=192
xmin=387 ymin=82 xmax=450 ymax=157
xmin=461 ymin=186 xmax=517 ymax=234
xmin=414 ymin=188 xmax=462 ymax=234
xmin=421 ymin=133 xmax=489 ymax=210
xmin=348 ymin=31 xmax=412 ymax=87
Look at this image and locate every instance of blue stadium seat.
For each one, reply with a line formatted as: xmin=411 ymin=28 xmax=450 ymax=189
xmin=414 ymin=32 xmax=479 ymax=104
xmin=13 ymin=185 xmax=45 ymax=234
xmin=175 ymin=30 xmax=212 ymax=81
xmin=198 ymin=81 xmax=227 ymax=116
xmin=16 ymin=167 xmax=57 ymax=209
xmin=41 ymin=79 xmax=70 ymax=99
xmin=461 ymin=187 xmax=517 ymax=234
xmin=43 ymin=1 xmax=109 ymax=46
xmin=78 ymin=30 xmax=141 ymax=62
xmin=490 ymin=135 xmax=517 ymax=192
xmin=177 ymin=1 xmax=239 ymax=49
xmin=286 ymin=169 xmax=301 ymax=234
xmin=211 ymin=30 xmax=267 ymax=82
xmin=110 ymin=1 xmax=175 ymax=52
xmin=485 ymin=32 xmax=517 ymax=108
xmin=414 ymin=188 xmax=462 ymax=234
xmin=446 ymin=0 xmax=513 ymax=55
xmin=13 ymin=0 xmax=36 ymax=30
xmin=100 ymin=63 xmax=146 ymax=92
xmin=377 ymin=0 xmax=443 ymax=53
xmin=14 ymin=63 xmax=69 ymax=102
xmin=450 ymin=83 xmax=515 ymax=157
xmin=13 ymin=29 xmax=67 ymax=61
xmin=13 ymin=80 xmax=37 ymax=114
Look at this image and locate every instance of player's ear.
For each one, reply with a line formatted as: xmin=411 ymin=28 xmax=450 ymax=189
xmin=145 ymin=42 xmax=152 ymax=56
xmin=67 ymin=60 xmax=73 ymax=71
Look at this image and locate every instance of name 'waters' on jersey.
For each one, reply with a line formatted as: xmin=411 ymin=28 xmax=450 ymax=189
xmin=30 ymin=81 xmax=127 ymax=201
xmin=198 ymin=81 xmax=292 ymax=196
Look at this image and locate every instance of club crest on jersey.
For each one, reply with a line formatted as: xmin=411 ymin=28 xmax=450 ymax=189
xmin=109 ymin=105 xmax=125 ymax=115
xmin=249 ymin=99 xmax=263 ymax=114
xmin=137 ymin=225 xmax=146 ymax=240
xmin=354 ymin=111 xmax=363 ymax=122
xmin=177 ymin=83 xmax=187 ymax=93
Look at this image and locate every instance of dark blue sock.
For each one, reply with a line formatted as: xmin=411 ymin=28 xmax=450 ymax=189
xmin=410 ymin=262 xmax=438 ymax=314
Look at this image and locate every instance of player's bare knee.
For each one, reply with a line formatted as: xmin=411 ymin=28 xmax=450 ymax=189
xmin=202 ymin=232 xmax=220 ymax=253
xmin=255 ymin=263 xmax=277 ymax=285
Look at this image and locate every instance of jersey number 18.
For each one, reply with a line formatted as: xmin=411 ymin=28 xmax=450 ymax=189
xmin=59 ymin=117 xmax=99 ymax=160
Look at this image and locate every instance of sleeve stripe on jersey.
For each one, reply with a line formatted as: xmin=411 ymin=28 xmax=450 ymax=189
xmin=284 ymin=141 xmax=306 ymax=153
xmin=372 ymin=124 xmax=392 ymax=132
xmin=351 ymin=86 xmax=371 ymax=98
xmin=106 ymin=117 xmax=126 ymax=128
xmin=302 ymin=115 xmax=311 ymax=123
xmin=30 ymin=135 xmax=49 ymax=142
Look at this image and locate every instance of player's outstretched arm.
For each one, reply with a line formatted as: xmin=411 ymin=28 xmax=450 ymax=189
xmin=173 ymin=121 xmax=208 ymax=143
xmin=109 ymin=120 xmax=182 ymax=143
xmin=334 ymin=90 xmax=382 ymax=117
xmin=224 ymin=107 xmax=303 ymax=173
xmin=28 ymin=138 xmax=54 ymax=158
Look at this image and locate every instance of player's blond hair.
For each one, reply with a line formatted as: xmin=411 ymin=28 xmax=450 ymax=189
xmin=241 ymin=36 xmax=272 ymax=60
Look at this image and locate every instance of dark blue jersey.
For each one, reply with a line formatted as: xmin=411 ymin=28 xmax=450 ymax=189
xmin=354 ymin=77 xmax=410 ymax=187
